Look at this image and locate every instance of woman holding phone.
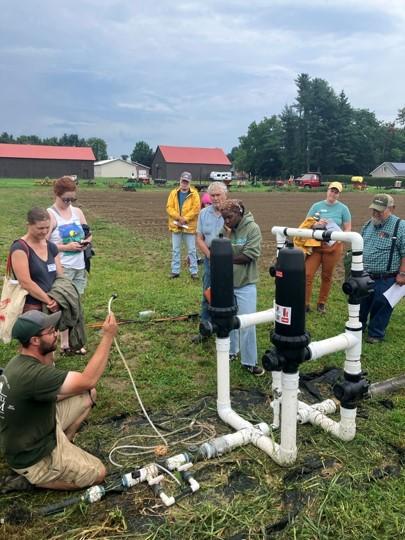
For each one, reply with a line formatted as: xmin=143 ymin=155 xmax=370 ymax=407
xmin=47 ymin=176 xmax=91 ymax=354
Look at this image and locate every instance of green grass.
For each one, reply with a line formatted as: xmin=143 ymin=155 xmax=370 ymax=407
xmin=0 ymin=186 xmax=404 ymax=540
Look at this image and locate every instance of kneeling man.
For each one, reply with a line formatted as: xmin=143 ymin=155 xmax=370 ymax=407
xmin=0 ymin=309 xmax=117 ymax=490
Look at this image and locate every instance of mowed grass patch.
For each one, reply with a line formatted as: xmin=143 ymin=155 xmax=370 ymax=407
xmin=0 ymin=186 xmax=404 ymax=540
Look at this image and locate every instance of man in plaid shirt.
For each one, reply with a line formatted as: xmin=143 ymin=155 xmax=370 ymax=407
xmin=360 ymin=194 xmax=405 ymax=343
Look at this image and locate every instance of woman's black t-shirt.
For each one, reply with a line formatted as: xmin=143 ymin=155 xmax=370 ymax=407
xmin=10 ymin=240 xmax=59 ymax=305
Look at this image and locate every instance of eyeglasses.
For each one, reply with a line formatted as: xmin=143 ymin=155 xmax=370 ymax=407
xmin=38 ymin=328 xmax=58 ymax=337
xmin=61 ymin=197 xmax=77 ymax=203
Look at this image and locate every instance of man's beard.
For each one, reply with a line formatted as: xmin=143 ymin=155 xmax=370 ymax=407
xmin=39 ymin=340 xmax=57 ymax=355
xmin=371 ymin=216 xmax=383 ymax=226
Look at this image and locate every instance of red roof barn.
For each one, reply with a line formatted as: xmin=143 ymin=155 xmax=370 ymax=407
xmin=151 ymin=145 xmax=231 ymax=182
xmin=0 ymin=143 xmax=96 ymax=179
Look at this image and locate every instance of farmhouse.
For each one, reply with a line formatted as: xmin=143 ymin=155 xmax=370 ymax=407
xmin=0 ymin=143 xmax=95 ymax=179
xmin=94 ymin=158 xmax=150 ymax=179
xmin=151 ymin=145 xmax=231 ymax=181
xmin=370 ymin=162 xmax=405 ymax=178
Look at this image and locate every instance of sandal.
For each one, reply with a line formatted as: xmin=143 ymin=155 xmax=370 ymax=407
xmin=75 ymin=347 xmax=87 ymax=355
xmin=60 ymin=348 xmax=75 ymax=356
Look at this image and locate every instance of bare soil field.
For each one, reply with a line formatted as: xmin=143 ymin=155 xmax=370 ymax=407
xmin=79 ymin=189 xmax=405 ymax=262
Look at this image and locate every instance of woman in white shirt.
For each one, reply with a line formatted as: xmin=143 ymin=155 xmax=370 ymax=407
xmin=47 ymin=176 xmax=91 ymax=354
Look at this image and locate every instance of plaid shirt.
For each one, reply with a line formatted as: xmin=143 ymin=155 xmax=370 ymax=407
xmin=361 ymin=214 xmax=405 ymax=273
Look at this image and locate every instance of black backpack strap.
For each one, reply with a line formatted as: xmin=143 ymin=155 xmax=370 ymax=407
xmin=386 ymin=218 xmax=401 ymax=272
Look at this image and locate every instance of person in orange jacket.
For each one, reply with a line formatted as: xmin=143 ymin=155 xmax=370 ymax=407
xmin=166 ymin=172 xmax=201 ymax=279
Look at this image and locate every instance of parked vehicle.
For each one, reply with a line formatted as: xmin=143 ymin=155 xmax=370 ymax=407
xmin=295 ymin=172 xmax=322 ymax=189
xmin=209 ymin=171 xmax=232 ymax=182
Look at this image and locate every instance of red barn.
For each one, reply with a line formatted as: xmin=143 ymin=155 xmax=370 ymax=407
xmin=0 ymin=143 xmax=96 ymax=179
xmin=151 ymin=145 xmax=231 ymax=182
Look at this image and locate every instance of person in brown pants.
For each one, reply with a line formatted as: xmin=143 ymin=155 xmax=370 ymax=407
xmin=304 ymin=182 xmax=352 ymax=313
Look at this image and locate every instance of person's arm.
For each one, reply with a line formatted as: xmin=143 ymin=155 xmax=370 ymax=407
xmin=182 ymin=192 xmax=201 ymax=223
xmin=166 ymin=191 xmax=180 ymax=221
xmin=234 ymin=223 xmax=261 ymax=264
xmin=342 ymin=221 xmax=351 ymax=232
xmin=196 ymin=232 xmax=210 ymax=258
xmin=396 ymin=256 xmax=405 ymax=286
xmin=55 ymin=253 xmax=63 ymax=276
xmin=11 ymin=249 xmax=55 ymax=305
xmin=77 ymin=208 xmax=92 ymax=242
xmin=58 ymin=313 xmax=118 ymax=395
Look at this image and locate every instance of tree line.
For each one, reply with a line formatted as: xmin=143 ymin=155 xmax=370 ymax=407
xmin=229 ymin=73 xmax=405 ymax=179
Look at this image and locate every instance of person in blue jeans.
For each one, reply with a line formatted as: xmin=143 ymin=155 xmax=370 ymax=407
xmin=166 ymin=172 xmax=201 ymax=279
xmin=360 ymin=194 xmax=405 ymax=343
xmin=219 ymin=199 xmax=264 ymax=376
xmin=192 ymin=182 xmax=228 ymax=343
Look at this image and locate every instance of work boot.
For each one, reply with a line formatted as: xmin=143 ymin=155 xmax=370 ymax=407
xmin=317 ymin=303 xmax=326 ymax=314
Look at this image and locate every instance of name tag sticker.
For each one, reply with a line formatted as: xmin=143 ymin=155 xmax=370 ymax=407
xmin=47 ymin=263 xmax=56 ymax=272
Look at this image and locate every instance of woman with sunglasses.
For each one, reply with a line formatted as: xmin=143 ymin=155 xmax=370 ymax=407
xmin=304 ymin=181 xmax=351 ymax=314
xmin=47 ymin=176 xmax=91 ymax=354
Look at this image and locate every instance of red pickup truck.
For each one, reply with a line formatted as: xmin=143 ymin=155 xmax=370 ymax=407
xmin=295 ymin=173 xmax=322 ymax=189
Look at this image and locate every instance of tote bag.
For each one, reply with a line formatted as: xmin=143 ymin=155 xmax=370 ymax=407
xmin=0 ymin=241 xmax=29 ymax=343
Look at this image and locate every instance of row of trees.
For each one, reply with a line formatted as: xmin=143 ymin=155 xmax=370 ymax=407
xmin=229 ymin=74 xmax=405 ymax=178
xmin=0 ymin=131 xmax=155 ymax=166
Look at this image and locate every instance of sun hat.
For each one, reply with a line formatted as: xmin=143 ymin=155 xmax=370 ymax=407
xmin=328 ymin=181 xmax=343 ymax=192
xmin=369 ymin=194 xmax=394 ymax=212
xmin=12 ymin=310 xmax=61 ymax=343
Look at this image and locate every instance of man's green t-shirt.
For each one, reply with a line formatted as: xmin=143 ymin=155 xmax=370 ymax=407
xmin=0 ymin=354 xmax=68 ymax=469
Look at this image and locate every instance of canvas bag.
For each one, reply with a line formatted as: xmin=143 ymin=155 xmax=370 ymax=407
xmin=0 ymin=240 xmax=29 ymax=343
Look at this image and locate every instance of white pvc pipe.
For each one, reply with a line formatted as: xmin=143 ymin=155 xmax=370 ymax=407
xmin=279 ymin=372 xmax=299 ymax=464
xmin=216 ymin=337 xmax=252 ymax=430
xmin=272 ymin=227 xmax=364 ymax=273
xmin=309 ymin=399 xmax=337 ymax=415
xmin=344 ymin=303 xmax=363 ymax=377
xmin=297 ymin=401 xmax=357 ymax=441
xmin=308 ymin=333 xmax=359 ymax=361
xmin=237 ymin=308 xmax=275 ymax=329
xmin=270 ymin=371 xmax=282 ymax=429
xmin=272 ymin=227 xmax=363 ymax=251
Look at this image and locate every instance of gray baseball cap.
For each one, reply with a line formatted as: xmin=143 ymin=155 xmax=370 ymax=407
xmin=12 ymin=310 xmax=61 ymax=343
xmin=180 ymin=171 xmax=192 ymax=182
xmin=369 ymin=194 xmax=394 ymax=212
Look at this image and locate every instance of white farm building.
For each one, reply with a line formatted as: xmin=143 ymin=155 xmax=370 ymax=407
xmin=94 ymin=158 xmax=150 ymax=179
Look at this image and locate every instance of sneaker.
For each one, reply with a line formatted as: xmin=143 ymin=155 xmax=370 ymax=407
xmin=197 ymin=257 xmax=204 ymax=265
xmin=229 ymin=353 xmax=239 ymax=362
xmin=191 ymin=274 xmax=199 ymax=280
xmin=305 ymin=305 xmax=311 ymax=313
xmin=243 ymin=365 xmax=265 ymax=376
xmin=317 ymin=303 xmax=326 ymax=314
xmin=169 ymin=273 xmax=180 ymax=279
xmin=365 ymin=336 xmax=383 ymax=344
xmin=0 ymin=473 xmax=34 ymax=494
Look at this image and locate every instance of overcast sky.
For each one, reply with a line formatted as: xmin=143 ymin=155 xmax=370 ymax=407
xmin=1 ymin=0 xmax=405 ymax=156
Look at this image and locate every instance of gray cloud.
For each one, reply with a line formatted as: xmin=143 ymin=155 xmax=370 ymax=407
xmin=1 ymin=0 xmax=404 ymax=155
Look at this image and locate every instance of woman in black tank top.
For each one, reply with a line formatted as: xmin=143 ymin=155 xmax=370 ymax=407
xmin=10 ymin=207 xmax=63 ymax=312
